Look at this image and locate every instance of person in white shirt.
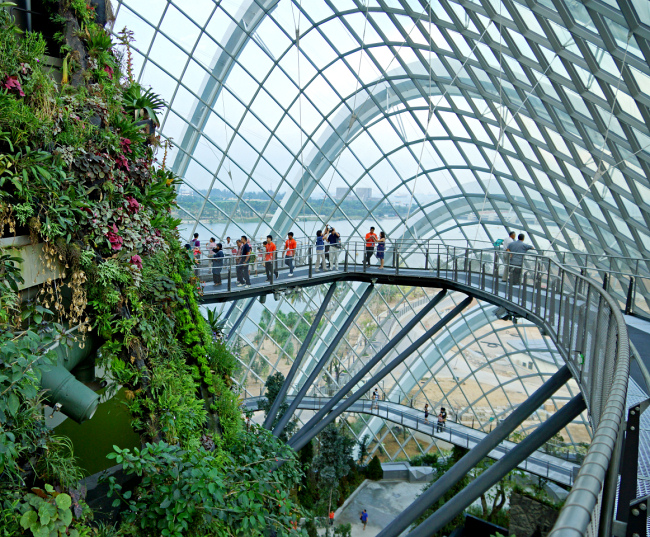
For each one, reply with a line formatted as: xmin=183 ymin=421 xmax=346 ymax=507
xmin=501 ymin=231 xmax=516 ymax=281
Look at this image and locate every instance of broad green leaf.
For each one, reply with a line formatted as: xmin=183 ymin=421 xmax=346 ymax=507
xmin=55 ymin=493 xmax=71 ymax=510
xmin=6 ymin=393 xmax=19 ymax=417
xmin=20 ymin=510 xmax=37 ymax=529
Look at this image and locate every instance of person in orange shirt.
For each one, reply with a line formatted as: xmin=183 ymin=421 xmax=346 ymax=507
xmin=365 ymin=226 xmax=378 ymax=265
xmin=284 ymin=231 xmax=297 ymax=276
xmin=264 ymin=234 xmax=278 ymax=282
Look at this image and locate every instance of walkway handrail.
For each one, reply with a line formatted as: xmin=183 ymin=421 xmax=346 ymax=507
xmin=204 ymin=241 xmax=629 ymax=536
xmin=242 ymin=395 xmax=578 ymax=486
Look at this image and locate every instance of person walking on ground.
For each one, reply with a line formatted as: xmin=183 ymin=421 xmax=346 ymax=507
xmin=284 ymin=232 xmax=297 ymax=276
xmin=424 ymin=403 xmax=429 ymax=424
xmin=240 ymin=236 xmax=252 ymax=287
xmin=265 ymin=235 xmax=278 ymax=282
xmin=506 ymin=233 xmax=534 ymax=285
xmin=376 ymin=231 xmax=386 ymax=269
xmin=365 ymin=226 xmax=377 ymax=265
xmin=329 ymin=510 xmax=334 ymax=526
xmin=501 ymin=231 xmax=516 ymax=282
xmin=327 ymin=226 xmax=341 ymax=270
xmin=437 ymin=407 xmax=447 ymax=433
xmin=212 ymin=243 xmax=224 ymax=286
xmin=315 ymin=230 xmax=326 ymax=272
xmin=360 ymin=509 xmax=368 ymax=530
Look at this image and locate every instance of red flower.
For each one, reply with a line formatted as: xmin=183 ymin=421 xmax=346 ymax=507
xmin=106 ymin=224 xmax=123 ymax=250
xmin=115 ymin=154 xmax=130 ymax=171
xmin=4 ymin=75 xmax=24 ymax=97
xmin=130 ymin=255 xmax=143 ymax=269
xmin=104 ymin=65 xmax=113 ymax=79
xmin=125 ymin=195 xmax=140 ymax=213
xmin=120 ymin=137 xmax=132 ymax=154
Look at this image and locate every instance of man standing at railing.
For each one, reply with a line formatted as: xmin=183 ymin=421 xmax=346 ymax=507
xmin=240 ymin=236 xmax=252 ymax=287
xmin=501 ymin=231 xmax=516 ymax=282
xmin=284 ymin=232 xmax=297 ymax=277
xmin=212 ymin=243 xmax=224 ymax=286
xmin=506 ymin=233 xmax=534 ymax=285
xmin=365 ymin=226 xmax=378 ymax=265
xmin=265 ymin=235 xmax=278 ymax=282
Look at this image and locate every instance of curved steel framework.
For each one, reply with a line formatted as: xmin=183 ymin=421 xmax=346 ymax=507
xmin=111 ymin=1 xmax=647 ymax=534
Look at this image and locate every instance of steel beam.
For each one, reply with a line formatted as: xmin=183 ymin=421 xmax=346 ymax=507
xmin=289 ymin=289 xmax=447 ymax=446
xmin=403 ymin=394 xmax=587 ymax=537
xmin=226 ymin=297 xmax=256 ymax=343
xmin=223 ymin=299 xmax=239 ymax=323
xmin=375 ymin=363 xmax=573 ymax=537
xmin=263 ymin=283 xmax=337 ymax=430
xmin=272 ymin=285 xmax=374 ymax=437
xmin=289 ymin=295 xmax=473 ymax=452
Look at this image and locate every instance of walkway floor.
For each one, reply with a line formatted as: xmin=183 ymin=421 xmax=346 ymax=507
xmin=243 ymin=396 xmax=578 ymax=486
xmin=332 ymin=480 xmax=422 ymax=537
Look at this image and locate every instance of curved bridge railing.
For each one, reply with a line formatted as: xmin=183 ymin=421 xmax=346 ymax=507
xmin=200 ymin=241 xmax=629 ymax=536
xmin=242 ymin=395 xmax=579 ymax=486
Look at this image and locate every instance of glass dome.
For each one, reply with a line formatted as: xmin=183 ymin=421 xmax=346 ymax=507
xmin=112 ymin=0 xmax=649 ymax=459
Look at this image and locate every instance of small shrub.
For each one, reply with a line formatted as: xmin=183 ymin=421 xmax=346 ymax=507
xmin=365 ymin=455 xmax=383 ymax=480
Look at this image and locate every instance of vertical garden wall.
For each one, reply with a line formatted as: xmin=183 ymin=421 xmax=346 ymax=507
xmin=0 ymin=2 xmax=303 ymax=535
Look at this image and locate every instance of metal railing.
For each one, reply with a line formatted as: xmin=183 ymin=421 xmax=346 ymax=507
xmin=243 ymin=395 xmax=578 ymax=486
xmin=215 ymin=240 xmax=629 ymax=536
xmin=193 ymin=238 xmax=650 ymax=317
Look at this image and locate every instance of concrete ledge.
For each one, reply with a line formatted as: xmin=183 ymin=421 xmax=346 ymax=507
xmin=2 ymin=236 xmax=63 ymax=290
xmin=382 ymin=461 xmax=435 ymax=483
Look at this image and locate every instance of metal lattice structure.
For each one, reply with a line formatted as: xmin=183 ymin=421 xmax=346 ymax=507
xmin=111 ymin=1 xmax=647 ymax=532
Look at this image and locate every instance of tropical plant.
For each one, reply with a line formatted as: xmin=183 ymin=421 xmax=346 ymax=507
xmin=15 ymin=484 xmax=79 ymax=537
xmin=312 ymin=423 xmax=355 ymax=513
xmin=122 ymin=83 xmax=166 ymax=126
xmin=107 ymin=433 xmax=304 ymax=537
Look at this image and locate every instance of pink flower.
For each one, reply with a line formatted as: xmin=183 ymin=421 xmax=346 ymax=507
xmin=4 ymin=75 xmax=24 ymax=97
xmin=125 ymin=196 xmax=140 ymax=213
xmin=115 ymin=154 xmax=130 ymax=171
xmin=120 ymin=137 xmax=132 ymax=154
xmin=106 ymin=224 xmax=123 ymax=250
xmin=104 ymin=65 xmax=113 ymax=79
xmin=130 ymin=255 xmax=143 ymax=269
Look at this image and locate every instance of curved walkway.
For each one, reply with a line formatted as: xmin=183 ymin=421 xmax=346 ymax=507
xmin=243 ymin=395 xmax=579 ymax=487
xmin=204 ymin=244 xmax=629 ymax=537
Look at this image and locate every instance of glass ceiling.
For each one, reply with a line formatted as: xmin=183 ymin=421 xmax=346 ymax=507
xmin=111 ymin=0 xmax=650 ymax=459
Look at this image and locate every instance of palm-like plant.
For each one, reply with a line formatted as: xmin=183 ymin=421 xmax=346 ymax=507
xmin=122 ymin=84 xmax=166 ymax=126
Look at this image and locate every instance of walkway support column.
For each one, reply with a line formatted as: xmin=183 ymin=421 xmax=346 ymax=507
xmin=375 ymin=363 xmax=573 ymax=537
xmin=402 ymin=394 xmax=586 ymax=537
xmin=289 ymin=289 xmax=447 ymax=447
xmin=273 ymin=285 xmax=374 ymax=437
xmin=289 ymin=295 xmax=473 ymax=452
xmin=263 ymin=283 xmax=337 ymax=430
xmin=226 ymin=297 xmax=256 ymax=343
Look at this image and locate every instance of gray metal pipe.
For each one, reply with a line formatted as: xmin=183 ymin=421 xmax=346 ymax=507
xmin=40 ymin=332 xmax=100 ymax=423
xmin=289 ymin=289 xmax=447 ymax=447
xmin=404 ymin=394 xmax=587 ymax=537
xmin=375 ymin=363 xmax=573 ymax=537
xmin=289 ymin=295 xmax=473 ymax=452
xmin=273 ymin=285 xmax=373 ymax=437
xmin=263 ymin=283 xmax=337 ymax=430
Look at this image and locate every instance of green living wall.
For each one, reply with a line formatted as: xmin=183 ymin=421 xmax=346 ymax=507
xmin=0 ymin=2 xmax=303 ymax=535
